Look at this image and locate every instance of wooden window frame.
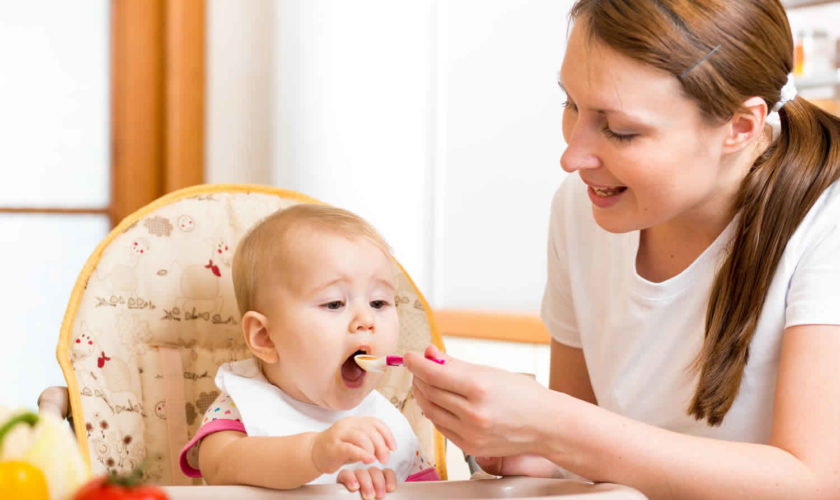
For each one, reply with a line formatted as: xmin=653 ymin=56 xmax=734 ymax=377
xmin=434 ymin=309 xmax=551 ymax=344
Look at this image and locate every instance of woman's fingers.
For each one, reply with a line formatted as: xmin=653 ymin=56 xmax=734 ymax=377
xmin=413 ymin=377 xmax=469 ymax=427
xmin=477 ymin=453 xmax=568 ymax=478
xmin=424 ymin=344 xmax=445 ymax=361
xmin=475 ymin=456 xmax=505 ymax=475
xmin=431 ymin=422 xmax=466 ymax=452
xmin=404 ymin=347 xmax=474 ymax=397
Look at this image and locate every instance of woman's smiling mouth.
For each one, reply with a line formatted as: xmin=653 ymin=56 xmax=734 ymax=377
xmin=591 ymin=185 xmax=626 ymax=197
xmin=585 ymin=181 xmax=628 ymax=208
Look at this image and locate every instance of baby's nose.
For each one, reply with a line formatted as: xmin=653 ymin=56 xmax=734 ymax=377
xmin=349 ymin=308 xmax=375 ymax=333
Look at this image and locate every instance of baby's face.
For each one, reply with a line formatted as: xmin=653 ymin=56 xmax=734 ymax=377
xmin=259 ymin=229 xmax=399 ymax=410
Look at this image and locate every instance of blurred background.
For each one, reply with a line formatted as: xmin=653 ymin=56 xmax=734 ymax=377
xmin=2 ymin=0 xmax=839 ymax=420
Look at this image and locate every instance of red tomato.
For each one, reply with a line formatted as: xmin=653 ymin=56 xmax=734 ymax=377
xmin=72 ymin=476 xmax=168 ymax=500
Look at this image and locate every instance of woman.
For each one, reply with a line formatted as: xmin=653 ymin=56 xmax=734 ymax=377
xmin=405 ymin=0 xmax=840 ymax=498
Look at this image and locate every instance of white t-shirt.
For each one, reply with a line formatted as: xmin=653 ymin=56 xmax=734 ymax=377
xmin=541 ymin=173 xmax=840 ymax=442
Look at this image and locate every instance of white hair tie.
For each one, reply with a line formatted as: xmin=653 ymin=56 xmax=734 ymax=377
xmin=767 ymin=73 xmax=797 ymax=140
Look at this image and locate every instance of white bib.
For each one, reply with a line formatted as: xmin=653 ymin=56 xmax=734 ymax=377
xmin=215 ymin=358 xmax=422 ymax=484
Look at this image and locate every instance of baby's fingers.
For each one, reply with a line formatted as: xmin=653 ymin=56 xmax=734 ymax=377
xmin=337 ymin=469 xmax=360 ymax=492
xmin=364 ymin=426 xmax=392 ymax=465
xmin=370 ymin=419 xmax=397 ymax=451
xmin=355 ymin=469 xmax=375 ymax=500
xmin=338 ymin=442 xmax=377 ymax=466
xmin=344 ymin=430 xmax=378 ymax=463
xmin=383 ymin=468 xmax=397 ymax=492
xmin=366 ymin=467 xmax=389 ymax=499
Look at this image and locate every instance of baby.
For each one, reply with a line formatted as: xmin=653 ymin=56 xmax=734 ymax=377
xmin=179 ymin=204 xmax=438 ymax=498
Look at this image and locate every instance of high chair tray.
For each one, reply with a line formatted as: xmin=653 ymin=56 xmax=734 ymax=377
xmin=163 ymin=477 xmax=646 ymax=499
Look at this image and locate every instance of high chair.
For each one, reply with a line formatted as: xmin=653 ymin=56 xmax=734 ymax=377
xmin=43 ymin=184 xmax=447 ymax=485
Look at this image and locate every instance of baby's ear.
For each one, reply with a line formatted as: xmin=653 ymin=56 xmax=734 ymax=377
xmin=242 ymin=311 xmax=279 ymax=363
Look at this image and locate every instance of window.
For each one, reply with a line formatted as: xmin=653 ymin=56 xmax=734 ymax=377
xmin=1 ymin=0 xmax=204 ymax=410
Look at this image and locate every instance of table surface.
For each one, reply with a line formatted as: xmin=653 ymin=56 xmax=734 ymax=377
xmin=163 ymin=477 xmax=647 ymax=499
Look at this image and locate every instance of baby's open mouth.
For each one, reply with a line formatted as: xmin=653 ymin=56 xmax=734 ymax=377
xmin=341 ymin=348 xmax=368 ymax=388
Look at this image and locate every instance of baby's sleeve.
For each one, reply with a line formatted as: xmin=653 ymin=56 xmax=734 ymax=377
xmin=179 ymin=392 xmax=247 ymax=478
xmin=404 ymin=447 xmax=441 ymax=482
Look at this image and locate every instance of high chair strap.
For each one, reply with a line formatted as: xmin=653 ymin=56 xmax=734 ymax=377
xmin=157 ymin=346 xmax=191 ymax=485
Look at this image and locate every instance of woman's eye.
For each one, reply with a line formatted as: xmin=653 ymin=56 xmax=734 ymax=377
xmin=602 ymin=126 xmax=637 ymax=143
xmin=370 ymin=300 xmax=389 ymax=310
xmin=561 ymin=100 xmax=578 ymax=112
xmin=322 ymin=301 xmax=344 ymax=310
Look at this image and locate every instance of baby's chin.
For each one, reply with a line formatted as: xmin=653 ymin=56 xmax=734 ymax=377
xmin=319 ymin=387 xmax=376 ymax=411
xmin=330 ymin=374 xmax=383 ymax=410
xmin=284 ymin=375 xmax=381 ymax=411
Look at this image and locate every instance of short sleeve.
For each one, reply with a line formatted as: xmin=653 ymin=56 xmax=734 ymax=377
xmin=404 ymin=446 xmax=441 ymax=482
xmin=785 ymin=222 xmax=840 ymax=327
xmin=179 ymin=392 xmax=246 ymax=478
xmin=540 ymin=182 xmax=581 ymax=347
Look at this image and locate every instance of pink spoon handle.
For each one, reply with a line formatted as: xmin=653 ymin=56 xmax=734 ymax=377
xmin=385 ymin=355 xmax=445 ymax=366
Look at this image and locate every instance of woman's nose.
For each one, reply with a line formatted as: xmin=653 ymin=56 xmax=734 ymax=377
xmin=560 ymin=123 xmax=601 ymax=173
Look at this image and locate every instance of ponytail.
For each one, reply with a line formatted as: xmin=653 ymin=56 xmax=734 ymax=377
xmin=690 ymin=98 xmax=840 ymax=425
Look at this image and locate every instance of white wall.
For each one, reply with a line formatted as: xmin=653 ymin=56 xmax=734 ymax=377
xmin=207 ymin=0 xmax=574 ymax=313
xmin=435 ymin=0 xmax=571 ymax=311
xmin=272 ymin=0 xmax=437 ymax=294
xmin=206 ymin=0 xmax=276 ymax=185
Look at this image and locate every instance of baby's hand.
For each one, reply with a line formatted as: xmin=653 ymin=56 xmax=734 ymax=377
xmin=337 ymin=467 xmax=397 ymax=500
xmin=311 ymin=416 xmax=397 ymax=474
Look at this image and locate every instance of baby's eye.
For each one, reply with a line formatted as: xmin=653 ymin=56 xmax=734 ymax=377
xmin=370 ymin=300 xmax=389 ymax=309
xmin=322 ymin=300 xmax=344 ymax=310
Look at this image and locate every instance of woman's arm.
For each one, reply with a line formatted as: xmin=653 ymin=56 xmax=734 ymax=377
xmin=541 ymin=324 xmax=840 ymax=499
xmin=198 ymin=430 xmax=322 ymax=488
xmin=549 ymin=340 xmax=596 ymax=404
xmin=408 ymin=327 xmax=840 ymax=499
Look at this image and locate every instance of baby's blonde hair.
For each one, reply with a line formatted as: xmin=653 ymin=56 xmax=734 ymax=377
xmin=232 ymin=204 xmax=392 ymax=316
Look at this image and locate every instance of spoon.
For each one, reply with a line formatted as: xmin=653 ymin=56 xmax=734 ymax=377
xmin=354 ymin=354 xmax=445 ymax=373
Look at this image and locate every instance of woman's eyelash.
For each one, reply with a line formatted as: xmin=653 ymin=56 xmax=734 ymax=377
xmin=561 ymin=94 xmax=636 ymax=143
xmin=602 ymin=127 xmax=637 ymax=143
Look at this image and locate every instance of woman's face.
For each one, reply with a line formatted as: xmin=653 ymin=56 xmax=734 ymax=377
xmin=559 ymin=24 xmax=735 ymax=234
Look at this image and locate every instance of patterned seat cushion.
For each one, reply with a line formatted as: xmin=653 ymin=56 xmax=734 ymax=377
xmin=57 ymin=185 xmax=445 ymax=484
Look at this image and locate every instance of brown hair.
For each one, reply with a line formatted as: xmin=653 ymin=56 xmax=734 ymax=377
xmin=232 ymin=204 xmax=392 ymax=316
xmin=570 ymin=0 xmax=840 ymax=425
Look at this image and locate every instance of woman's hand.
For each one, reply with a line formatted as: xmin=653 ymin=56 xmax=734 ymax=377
xmin=475 ymin=454 xmax=588 ymax=481
xmin=404 ymin=345 xmax=553 ymax=458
